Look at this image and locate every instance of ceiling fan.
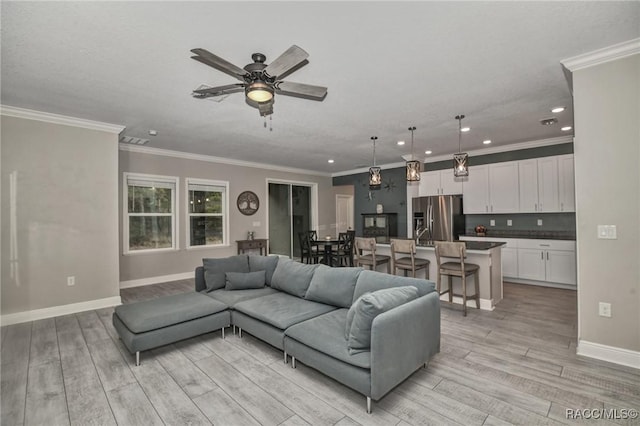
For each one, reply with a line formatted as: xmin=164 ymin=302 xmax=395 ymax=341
xmin=191 ymin=45 xmax=327 ymax=117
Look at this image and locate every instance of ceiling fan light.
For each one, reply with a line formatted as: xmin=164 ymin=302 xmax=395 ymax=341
xmin=246 ymin=82 xmax=274 ymax=103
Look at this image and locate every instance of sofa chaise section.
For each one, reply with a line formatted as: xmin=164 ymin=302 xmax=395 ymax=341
xmin=113 ymin=292 xmax=230 ymax=365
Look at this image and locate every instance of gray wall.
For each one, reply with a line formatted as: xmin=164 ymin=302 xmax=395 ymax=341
xmin=119 ymin=149 xmax=335 ymax=283
xmin=1 ymin=115 xmax=120 ymax=315
xmin=333 ymin=167 xmax=408 ymax=238
xmin=573 ymin=54 xmax=640 ymax=352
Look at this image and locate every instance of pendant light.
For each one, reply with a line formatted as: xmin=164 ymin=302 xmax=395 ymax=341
xmin=406 ymin=126 xmax=421 ymax=182
xmin=369 ymin=136 xmax=382 ymax=189
xmin=453 ymin=114 xmax=469 ymax=177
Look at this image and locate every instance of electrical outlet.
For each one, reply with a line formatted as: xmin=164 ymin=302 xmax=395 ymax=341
xmin=537 ymin=219 xmax=543 ymax=226
xmin=507 ymin=219 xmax=513 ymax=226
xmin=597 ymin=225 xmax=617 ymax=239
xmin=67 ymin=276 xmax=75 ymax=286
xmin=490 ymin=219 xmax=495 ymax=226
xmin=599 ymin=302 xmax=612 ymax=318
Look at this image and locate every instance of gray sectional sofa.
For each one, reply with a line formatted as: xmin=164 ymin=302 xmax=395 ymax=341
xmin=115 ymin=254 xmax=440 ymax=413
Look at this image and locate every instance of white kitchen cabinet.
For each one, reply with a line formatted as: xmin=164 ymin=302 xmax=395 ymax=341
xmin=488 ymin=161 xmax=520 ymax=213
xmin=462 ymin=165 xmax=490 ymax=213
xmin=518 ymin=157 xmax=559 ymax=213
xmin=558 ymin=154 xmax=576 ymax=212
xmin=517 ymin=239 xmax=576 ymax=286
xmin=419 ymin=170 xmax=463 ymax=196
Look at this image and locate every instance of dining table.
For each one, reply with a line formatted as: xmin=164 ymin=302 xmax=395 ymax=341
xmin=311 ymin=238 xmax=341 ymax=267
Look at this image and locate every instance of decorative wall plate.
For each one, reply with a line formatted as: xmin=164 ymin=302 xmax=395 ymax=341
xmin=237 ymin=191 xmax=259 ymax=215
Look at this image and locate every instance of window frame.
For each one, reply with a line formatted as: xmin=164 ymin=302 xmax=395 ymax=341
xmin=185 ymin=178 xmax=230 ymax=249
xmin=123 ymin=172 xmax=179 ymax=255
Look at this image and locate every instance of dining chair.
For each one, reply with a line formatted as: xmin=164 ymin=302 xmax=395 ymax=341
xmin=298 ymin=232 xmax=320 ymax=264
xmin=332 ymin=232 xmax=355 ymax=267
xmin=434 ymin=241 xmax=480 ymax=316
xmin=354 ymin=237 xmax=391 ymax=273
xmin=390 ymin=238 xmax=429 ymax=278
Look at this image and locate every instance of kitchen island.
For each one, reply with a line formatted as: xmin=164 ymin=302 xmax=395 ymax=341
xmin=375 ymin=241 xmax=505 ymax=311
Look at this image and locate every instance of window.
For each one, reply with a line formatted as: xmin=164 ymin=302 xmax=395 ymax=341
xmin=124 ymin=173 xmax=178 ymax=253
xmin=187 ymin=178 xmax=228 ymax=248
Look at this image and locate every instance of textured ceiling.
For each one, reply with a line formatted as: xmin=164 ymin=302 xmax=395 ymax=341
xmin=2 ymin=2 xmax=639 ymax=174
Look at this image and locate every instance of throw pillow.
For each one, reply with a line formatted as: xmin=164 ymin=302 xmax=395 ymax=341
xmin=248 ymin=255 xmax=279 ymax=286
xmin=305 ymin=265 xmax=362 ymax=308
xmin=347 ymin=286 xmax=420 ymax=354
xmin=203 ymin=255 xmax=250 ymax=292
xmin=270 ymin=258 xmax=319 ymax=298
xmin=225 ymin=271 xmax=266 ymax=290
xmin=345 ymin=292 xmax=369 ymax=340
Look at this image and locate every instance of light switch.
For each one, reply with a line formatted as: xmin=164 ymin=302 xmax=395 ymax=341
xmin=507 ymin=219 xmax=512 ymax=227
xmin=537 ymin=219 xmax=543 ymax=226
xmin=490 ymin=220 xmax=495 ymax=226
xmin=597 ymin=225 xmax=617 ymax=239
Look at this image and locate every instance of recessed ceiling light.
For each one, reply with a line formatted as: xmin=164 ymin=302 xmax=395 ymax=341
xmin=461 ymin=127 xmax=471 ymax=132
xmin=397 ymin=141 xmax=405 ymax=146
xmin=483 ymin=140 xmax=492 ymax=145
xmin=328 ymin=159 xmax=334 ymax=163
xmin=551 ymin=106 xmax=565 ymax=113
xmin=425 ymin=150 xmax=432 ymax=155
xmin=561 ymin=126 xmax=572 ymax=131
xmin=149 ymin=129 xmax=158 ymax=136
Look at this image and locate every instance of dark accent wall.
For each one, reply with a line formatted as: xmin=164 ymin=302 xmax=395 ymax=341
xmin=333 ymin=167 xmax=408 ymax=238
xmin=333 ymin=143 xmax=575 ymax=238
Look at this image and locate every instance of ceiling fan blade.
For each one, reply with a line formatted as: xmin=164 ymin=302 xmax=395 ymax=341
xmin=191 ymin=48 xmax=248 ymax=81
xmin=192 ymin=83 xmax=245 ymax=98
xmin=275 ymin=81 xmax=327 ymax=100
xmin=264 ymin=45 xmax=309 ymax=79
xmin=258 ymin=100 xmax=274 ymax=116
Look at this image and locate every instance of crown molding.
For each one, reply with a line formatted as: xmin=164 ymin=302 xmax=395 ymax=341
xmin=331 ymin=136 xmax=573 ymax=177
xmin=561 ymin=38 xmax=640 ymax=72
xmin=119 ymin=144 xmax=332 ymax=177
xmin=331 ymin=161 xmax=406 ymax=178
xmin=420 ymin=135 xmax=573 ymax=163
xmin=0 ymin=105 xmax=125 ymax=134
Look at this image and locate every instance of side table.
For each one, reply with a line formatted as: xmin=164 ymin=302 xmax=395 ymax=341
xmin=236 ymin=239 xmax=268 ymax=255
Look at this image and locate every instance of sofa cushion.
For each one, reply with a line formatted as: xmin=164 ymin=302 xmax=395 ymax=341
xmin=305 ymin=265 xmax=362 ymax=308
xmin=206 ymin=287 xmax=279 ymax=307
xmin=203 ymin=255 xmax=249 ymax=291
xmin=352 ymin=269 xmax=435 ymax=303
xmin=248 ymin=255 xmax=279 ymax=286
xmin=225 ymin=271 xmax=266 ymax=290
xmin=114 ymin=292 xmax=228 ymax=334
xmin=285 ymin=309 xmax=370 ymax=369
xmin=347 ymin=286 xmax=420 ymax=354
xmin=234 ymin=292 xmax=336 ymax=330
xmin=270 ymin=258 xmax=319 ymax=298
xmin=344 ymin=292 xmax=368 ymax=340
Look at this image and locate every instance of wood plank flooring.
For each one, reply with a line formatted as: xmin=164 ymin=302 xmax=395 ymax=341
xmin=2 ymin=280 xmax=640 ymax=425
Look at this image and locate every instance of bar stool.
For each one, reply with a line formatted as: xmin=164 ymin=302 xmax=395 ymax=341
xmin=434 ymin=241 xmax=480 ymax=316
xmin=354 ymin=237 xmax=391 ymax=273
xmin=390 ymin=238 xmax=429 ymax=278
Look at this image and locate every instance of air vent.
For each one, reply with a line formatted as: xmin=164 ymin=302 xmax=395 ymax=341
xmin=119 ymin=135 xmax=149 ymax=145
xmin=540 ymin=117 xmax=558 ymax=126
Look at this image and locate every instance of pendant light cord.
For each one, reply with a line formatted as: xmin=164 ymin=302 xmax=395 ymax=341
xmin=455 ymin=114 xmax=465 ymax=152
xmin=371 ymin=136 xmax=378 ymax=166
xmin=408 ymin=126 xmax=416 ymax=160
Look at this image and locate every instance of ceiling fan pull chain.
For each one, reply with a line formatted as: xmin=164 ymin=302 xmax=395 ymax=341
xmin=264 ymin=115 xmax=267 ymax=128
xmin=270 ymin=114 xmax=273 ymax=132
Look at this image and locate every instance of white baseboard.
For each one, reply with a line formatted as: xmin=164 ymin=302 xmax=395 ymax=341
xmin=119 ymin=272 xmax=193 ymax=289
xmin=440 ymin=294 xmax=494 ymax=311
xmin=577 ymin=340 xmax=640 ymax=370
xmin=1 ymin=296 xmax=122 ymax=326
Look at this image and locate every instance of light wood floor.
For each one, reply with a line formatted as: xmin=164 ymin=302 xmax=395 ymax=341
xmin=2 ymin=281 xmax=639 ymax=425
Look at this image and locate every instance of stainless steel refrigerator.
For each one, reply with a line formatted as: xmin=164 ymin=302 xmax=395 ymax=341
xmin=412 ymin=195 xmax=465 ymax=244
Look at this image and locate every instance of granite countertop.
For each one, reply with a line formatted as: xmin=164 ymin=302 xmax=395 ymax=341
xmin=461 ymin=230 xmax=576 ymax=240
